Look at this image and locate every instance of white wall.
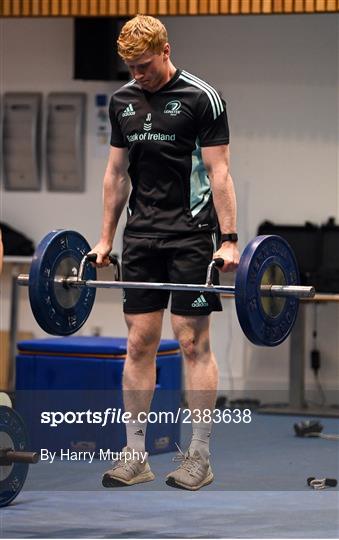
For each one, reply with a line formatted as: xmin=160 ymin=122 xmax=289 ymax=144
xmin=1 ymin=14 xmax=338 ymax=396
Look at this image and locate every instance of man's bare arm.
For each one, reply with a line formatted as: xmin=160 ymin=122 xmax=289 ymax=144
xmin=91 ymin=146 xmax=130 ymax=266
xmin=202 ymin=144 xmax=239 ymax=272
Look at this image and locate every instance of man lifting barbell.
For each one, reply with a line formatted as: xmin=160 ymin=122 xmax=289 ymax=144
xmin=89 ymin=14 xmax=239 ymax=491
xmin=16 ymin=18 xmax=314 ymax=494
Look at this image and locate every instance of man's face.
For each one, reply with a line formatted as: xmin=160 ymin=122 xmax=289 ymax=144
xmin=124 ymin=46 xmax=169 ymax=92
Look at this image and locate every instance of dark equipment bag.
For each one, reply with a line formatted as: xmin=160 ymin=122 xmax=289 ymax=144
xmin=257 ymin=220 xmax=320 ymax=288
xmin=257 ymin=219 xmax=339 ymax=293
xmin=0 ymin=222 xmax=35 ymax=256
xmin=317 ymin=218 xmax=339 ymax=293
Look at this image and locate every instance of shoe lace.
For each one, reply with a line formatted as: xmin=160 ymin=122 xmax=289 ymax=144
xmin=172 ymin=443 xmax=200 ymax=474
xmin=112 ymin=453 xmax=138 ymax=472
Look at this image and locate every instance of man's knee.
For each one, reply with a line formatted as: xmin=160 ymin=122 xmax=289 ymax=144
xmin=178 ymin=334 xmax=211 ymax=363
xmin=172 ymin=315 xmax=211 ymax=363
xmin=174 ymin=322 xmax=211 ymax=363
xmin=125 ymin=312 xmax=163 ymax=361
xmin=127 ymin=332 xmax=159 ymax=361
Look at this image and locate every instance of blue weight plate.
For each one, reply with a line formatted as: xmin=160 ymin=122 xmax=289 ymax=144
xmin=235 ymin=235 xmax=299 ymax=346
xmin=29 ymin=230 xmax=96 ymax=335
xmin=0 ymin=406 xmax=29 ymax=507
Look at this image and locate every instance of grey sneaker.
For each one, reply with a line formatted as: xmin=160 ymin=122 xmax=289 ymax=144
xmin=166 ymin=445 xmax=214 ymax=491
xmin=102 ymin=446 xmax=155 ymax=487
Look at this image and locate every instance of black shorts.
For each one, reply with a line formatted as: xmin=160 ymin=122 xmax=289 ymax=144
xmin=122 ymin=232 xmax=222 ymax=316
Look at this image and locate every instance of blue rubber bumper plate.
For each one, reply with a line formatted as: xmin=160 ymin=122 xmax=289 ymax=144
xmin=235 ymin=235 xmax=299 ymax=346
xmin=28 ymin=230 xmax=96 ymax=335
xmin=0 ymin=406 xmax=29 ymax=507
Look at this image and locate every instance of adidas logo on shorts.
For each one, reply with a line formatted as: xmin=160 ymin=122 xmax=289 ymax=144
xmin=122 ymin=104 xmax=135 ymax=117
xmin=191 ymin=294 xmax=209 ymax=308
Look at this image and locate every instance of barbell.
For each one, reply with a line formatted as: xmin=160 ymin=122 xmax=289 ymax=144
xmin=17 ymin=230 xmax=315 ymax=346
xmin=0 ymin=405 xmax=39 ymax=507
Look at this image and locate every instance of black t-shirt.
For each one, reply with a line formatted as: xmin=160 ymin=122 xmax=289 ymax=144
xmin=109 ymin=68 xmax=230 ymax=237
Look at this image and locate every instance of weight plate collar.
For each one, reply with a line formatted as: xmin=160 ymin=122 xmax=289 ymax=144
xmin=0 ymin=406 xmax=29 ymax=507
xmin=29 ymin=230 xmax=96 ymax=335
xmin=235 ymin=235 xmax=299 ymax=346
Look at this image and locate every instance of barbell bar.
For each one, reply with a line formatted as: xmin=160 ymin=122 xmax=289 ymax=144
xmin=17 ymin=275 xmax=313 ymax=297
xmin=17 ymin=230 xmax=315 ymax=346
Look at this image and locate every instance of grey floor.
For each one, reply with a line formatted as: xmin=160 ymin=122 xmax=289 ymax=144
xmin=1 ymin=414 xmax=338 ymax=538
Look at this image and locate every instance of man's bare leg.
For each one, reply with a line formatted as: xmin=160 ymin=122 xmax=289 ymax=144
xmin=123 ymin=310 xmax=164 ymax=450
xmin=166 ymin=314 xmax=217 ymax=490
xmin=172 ymin=314 xmax=218 ymax=416
xmin=102 ymin=310 xmax=163 ymax=487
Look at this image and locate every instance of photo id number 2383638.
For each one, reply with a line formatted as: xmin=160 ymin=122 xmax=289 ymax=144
xmin=181 ymin=408 xmax=252 ymax=424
